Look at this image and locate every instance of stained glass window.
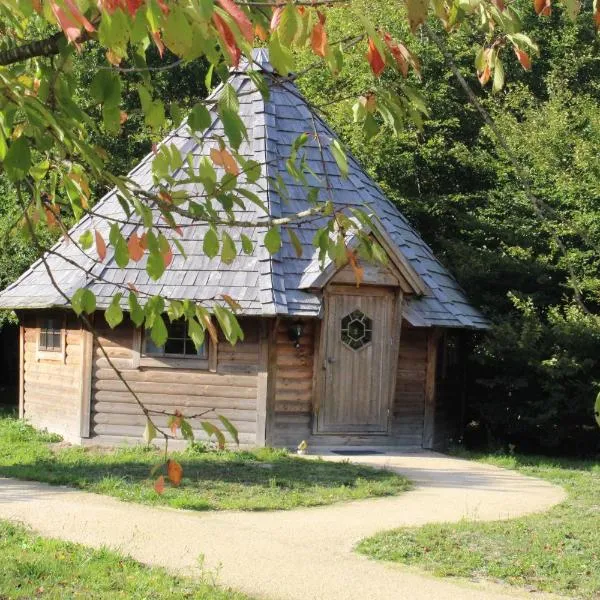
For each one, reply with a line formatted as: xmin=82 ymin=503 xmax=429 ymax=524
xmin=341 ymin=310 xmax=372 ymax=350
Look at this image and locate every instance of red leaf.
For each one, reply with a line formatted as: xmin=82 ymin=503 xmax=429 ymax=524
xmin=383 ymin=32 xmax=408 ymax=78
xmin=151 ymin=31 xmax=165 ymax=58
xmin=169 ymin=410 xmax=183 ymax=435
xmin=212 ymin=14 xmax=241 ymax=67
xmin=95 ymin=230 xmax=107 ymax=262
xmin=162 ymin=247 xmax=173 ymax=268
xmin=127 ymin=233 xmax=144 ymax=262
xmin=534 ymin=0 xmax=551 ymax=15
xmin=310 ymin=12 xmax=328 ymax=58
xmin=157 ymin=0 xmax=169 ymax=15
xmin=346 ymin=249 xmax=364 ymax=287
xmin=218 ymin=0 xmax=253 ymax=42
xmin=491 ymin=0 xmax=505 ymax=9
xmin=64 ymin=0 xmax=95 ymax=32
xmin=366 ymin=38 xmax=386 ymax=77
xmin=514 ymin=48 xmax=531 ymax=70
xmin=222 ymin=294 xmax=242 ymax=311
xmin=595 ymin=1 xmax=600 ymax=28
xmin=126 ymin=0 xmax=144 ymax=16
xmin=154 ymin=475 xmax=165 ymax=495
xmin=167 ymin=460 xmax=183 ymax=486
xmin=49 ymin=0 xmax=82 ymax=44
xmin=255 ymin=23 xmax=268 ymax=41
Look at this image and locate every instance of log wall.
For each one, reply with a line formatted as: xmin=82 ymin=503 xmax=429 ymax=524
xmin=270 ymin=319 xmax=430 ymax=449
xmin=90 ymin=316 xmax=261 ymax=446
xmin=21 ymin=312 xmax=83 ymax=442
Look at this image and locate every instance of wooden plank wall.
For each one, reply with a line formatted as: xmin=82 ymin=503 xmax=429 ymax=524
xmin=90 ymin=316 xmax=261 ymax=446
xmin=392 ymin=325 xmax=427 ymax=447
xmin=22 ymin=314 xmax=83 ymax=441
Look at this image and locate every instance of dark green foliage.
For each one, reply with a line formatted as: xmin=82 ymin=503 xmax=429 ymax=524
xmin=297 ymin=0 xmax=600 ymax=454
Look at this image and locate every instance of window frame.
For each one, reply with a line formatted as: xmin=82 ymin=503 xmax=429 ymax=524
xmin=36 ymin=315 xmax=66 ymax=362
xmin=135 ymin=319 xmax=214 ymax=371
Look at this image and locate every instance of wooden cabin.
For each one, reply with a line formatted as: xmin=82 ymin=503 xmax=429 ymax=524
xmin=0 ymin=50 xmax=487 ymax=450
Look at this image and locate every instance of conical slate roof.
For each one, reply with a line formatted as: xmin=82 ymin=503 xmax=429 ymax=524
xmin=0 ymin=49 xmax=487 ymax=329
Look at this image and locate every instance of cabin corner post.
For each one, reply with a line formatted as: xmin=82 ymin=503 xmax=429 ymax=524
xmin=423 ymin=328 xmax=441 ymax=449
xmin=79 ymin=318 xmax=94 ymax=438
xmin=256 ymin=319 xmax=270 ymax=446
xmin=18 ymin=322 xmax=25 ymax=419
xmin=264 ymin=317 xmax=279 ymax=447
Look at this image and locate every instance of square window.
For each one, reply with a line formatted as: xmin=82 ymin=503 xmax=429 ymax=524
xmin=39 ymin=318 xmax=63 ymax=352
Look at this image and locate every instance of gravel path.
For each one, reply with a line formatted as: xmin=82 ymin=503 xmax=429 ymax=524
xmin=0 ymin=451 xmax=566 ymax=600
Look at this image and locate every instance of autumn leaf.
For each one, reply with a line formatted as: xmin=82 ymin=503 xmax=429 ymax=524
xmin=514 ymin=48 xmax=531 ymax=70
xmin=478 ymin=65 xmax=491 ymax=86
xmin=44 ymin=207 xmax=58 ymax=229
xmin=222 ymin=294 xmax=242 ymax=311
xmin=383 ymin=33 xmax=408 ymax=78
xmin=218 ymin=0 xmax=253 ymax=42
xmin=212 ymin=13 xmax=241 ymax=67
xmin=255 ymin=23 xmax=268 ymax=41
xmin=168 ymin=410 xmax=183 ymax=435
xmin=95 ymin=230 xmax=107 ymax=261
xmin=346 ymin=249 xmax=364 ymax=287
xmin=64 ymin=0 xmax=95 ymax=32
xmin=311 ymin=12 xmax=328 ymax=58
xmin=128 ymin=233 xmax=144 ymax=262
xmin=366 ymin=38 xmax=386 ymax=77
xmin=49 ymin=0 xmax=84 ymax=45
xmin=210 ymin=147 xmax=240 ymax=175
xmin=534 ymin=0 xmax=551 ymax=15
xmin=151 ymin=31 xmax=165 ymax=58
xmin=594 ymin=0 xmax=600 ymax=28
xmin=270 ymin=6 xmax=284 ymax=30
xmin=167 ymin=459 xmax=183 ymax=486
xmin=154 ymin=475 xmax=165 ymax=495
xmin=406 ymin=0 xmax=429 ymax=31
xmin=162 ymin=247 xmax=174 ymax=268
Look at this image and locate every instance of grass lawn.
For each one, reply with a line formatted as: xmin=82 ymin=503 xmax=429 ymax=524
xmin=357 ymin=452 xmax=600 ymax=598
xmin=0 ymin=520 xmax=251 ymax=599
xmin=0 ymin=413 xmax=410 ymax=511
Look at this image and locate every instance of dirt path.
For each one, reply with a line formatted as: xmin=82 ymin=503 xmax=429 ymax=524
xmin=0 ymin=451 xmax=566 ymax=600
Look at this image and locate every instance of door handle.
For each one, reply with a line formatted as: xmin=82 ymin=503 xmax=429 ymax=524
xmin=327 ymin=357 xmax=336 ymax=364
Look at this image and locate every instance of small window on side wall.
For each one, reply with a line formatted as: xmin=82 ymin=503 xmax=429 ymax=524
xmin=143 ymin=319 xmax=208 ymax=360
xmin=37 ymin=316 xmax=65 ymax=361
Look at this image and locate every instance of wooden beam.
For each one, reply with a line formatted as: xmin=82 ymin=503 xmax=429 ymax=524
xmin=387 ymin=290 xmax=404 ymax=433
xmin=18 ymin=324 xmax=24 ymax=419
xmin=422 ymin=329 xmax=441 ymax=449
xmin=79 ymin=321 xmax=94 ymax=438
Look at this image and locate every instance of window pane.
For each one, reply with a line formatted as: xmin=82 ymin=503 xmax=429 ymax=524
xmin=145 ymin=337 xmax=164 ymax=355
xmin=164 ymin=338 xmax=185 ymax=355
xmin=40 ymin=330 xmax=47 ymax=350
xmin=49 ymin=331 xmax=61 ymax=349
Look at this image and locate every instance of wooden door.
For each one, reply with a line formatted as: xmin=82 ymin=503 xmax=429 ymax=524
xmin=317 ymin=287 xmax=397 ymax=434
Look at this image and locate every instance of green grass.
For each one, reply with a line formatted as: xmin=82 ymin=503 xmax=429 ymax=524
xmin=357 ymin=452 xmax=600 ymax=598
xmin=0 ymin=413 xmax=410 ymax=511
xmin=0 ymin=520 xmax=251 ymax=599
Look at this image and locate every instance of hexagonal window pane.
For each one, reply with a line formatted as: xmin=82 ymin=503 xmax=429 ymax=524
xmin=341 ymin=310 xmax=372 ymax=350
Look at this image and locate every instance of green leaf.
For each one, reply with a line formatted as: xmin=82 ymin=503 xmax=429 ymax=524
xmin=218 ymin=414 xmax=239 ymax=445
xmin=201 ymin=421 xmax=226 ymax=449
xmin=181 ymin=418 xmax=194 ymax=441
xmin=203 ymin=228 xmax=219 ymax=259
xmin=244 ymin=160 xmax=261 ymax=183
xmin=90 ymin=71 xmax=121 ymax=107
xmin=221 ymin=231 xmax=237 ymax=264
xmin=187 ymin=317 xmax=205 ymax=351
xmin=278 ymin=4 xmax=299 ymax=45
xmin=143 ymin=418 xmax=157 ymax=444
xmin=147 ymin=251 xmax=166 ymax=280
xmin=220 ymin=108 xmax=247 ymax=151
xmin=29 ymin=159 xmax=49 ymax=181
xmin=287 ymin=228 xmax=303 ymax=258
xmin=163 ymin=7 xmax=193 ymax=57
xmin=218 ymin=83 xmax=240 ymax=113
xmin=113 ymin=234 xmax=129 ymax=268
xmin=79 ymin=230 xmax=93 ymax=250
xmin=4 ymin=137 xmax=31 ymax=182
xmin=71 ymin=288 xmax=96 ymax=316
xmin=269 ymin=33 xmax=294 ymax=75
xmin=188 ymin=102 xmax=212 ymax=132
xmin=264 ymin=227 xmax=282 ymax=254
xmin=595 ymin=391 xmax=600 ymax=428
xmin=331 ymin=139 xmax=348 ymax=178
xmin=493 ymin=59 xmax=505 ymax=94
xmin=151 ymin=315 xmax=168 ymax=347
xmin=105 ymin=293 xmax=124 ymax=329
xmin=129 ymin=292 xmax=145 ymax=327
xmin=241 ymin=233 xmax=253 ymax=255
